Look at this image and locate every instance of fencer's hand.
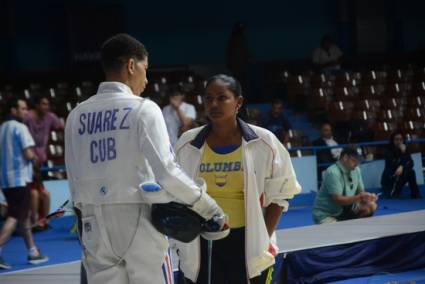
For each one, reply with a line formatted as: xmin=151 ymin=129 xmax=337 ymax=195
xmin=203 ymin=214 xmax=229 ymax=232
xmin=201 ymin=214 xmax=230 ymax=241
xmin=191 ymin=191 xmax=225 ymax=221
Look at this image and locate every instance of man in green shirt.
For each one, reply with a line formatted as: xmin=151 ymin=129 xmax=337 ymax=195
xmin=313 ymin=147 xmax=378 ymax=224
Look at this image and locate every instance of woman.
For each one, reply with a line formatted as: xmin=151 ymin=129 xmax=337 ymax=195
xmin=174 ymin=74 xmax=301 ymax=284
xmin=381 ymin=132 xmax=421 ymax=199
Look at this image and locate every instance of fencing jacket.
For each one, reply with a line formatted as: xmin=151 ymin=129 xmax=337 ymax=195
xmin=65 ymin=82 xmax=204 ymax=208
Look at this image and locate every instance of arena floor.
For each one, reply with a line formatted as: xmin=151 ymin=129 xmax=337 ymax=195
xmin=1 ymin=197 xmax=425 ymax=284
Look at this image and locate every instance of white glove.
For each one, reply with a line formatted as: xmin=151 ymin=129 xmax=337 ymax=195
xmin=201 ymin=214 xmax=230 ymax=240
xmin=190 ymin=178 xmax=224 ymax=221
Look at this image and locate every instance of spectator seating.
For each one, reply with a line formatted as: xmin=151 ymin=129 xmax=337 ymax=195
xmin=283 ymin=67 xmax=425 ymax=143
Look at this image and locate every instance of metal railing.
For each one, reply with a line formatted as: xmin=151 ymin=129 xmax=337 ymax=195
xmin=286 ymin=138 xmax=425 ymax=168
xmin=40 ymin=139 xmax=425 ymax=174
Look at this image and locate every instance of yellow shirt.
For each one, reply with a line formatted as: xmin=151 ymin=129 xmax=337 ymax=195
xmin=199 ymin=143 xmax=245 ymax=228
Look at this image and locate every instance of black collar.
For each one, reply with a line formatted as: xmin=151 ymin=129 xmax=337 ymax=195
xmin=190 ymin=117 xmax=259 ymax=149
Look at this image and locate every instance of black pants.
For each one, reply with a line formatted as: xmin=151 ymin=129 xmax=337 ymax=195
xmin=75 ymin=207 xmax=88 ymax=284
xmin=178 ymin=228 xmax=273 ymax=284
xmin=3 ymin=186 xmax=31 ymax=220
xmin=390 ymin=169 xmax=420 ymax=198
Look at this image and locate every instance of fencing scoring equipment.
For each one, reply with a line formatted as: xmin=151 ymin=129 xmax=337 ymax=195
xmin=65 ymin=82 xmax=224 ymax=284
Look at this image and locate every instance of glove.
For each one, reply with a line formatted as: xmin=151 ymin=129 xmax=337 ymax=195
xmin=190 ymin=179 xmax=224 ymax=220
xmin=201 ymin=214 xmax=230 ymax=241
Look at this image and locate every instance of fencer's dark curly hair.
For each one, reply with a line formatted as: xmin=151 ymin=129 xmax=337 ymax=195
xmin=100 ymin=33 xmax=148 ymax=73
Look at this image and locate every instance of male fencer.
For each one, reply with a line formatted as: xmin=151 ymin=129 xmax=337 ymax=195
xmin=65 ymin=33 xmax=225 ymax=284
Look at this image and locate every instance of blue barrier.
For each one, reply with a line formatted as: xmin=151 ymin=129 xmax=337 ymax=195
xmin=41 ymin=139 xmax=425 ymax=172
xmin=286 ymin=138 xmax=425 ymax=167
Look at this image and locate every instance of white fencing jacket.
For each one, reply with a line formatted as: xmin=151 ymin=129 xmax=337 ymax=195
xmin=65 ymin=82 xmax=205 ymax=208
xmin=174 ymin=119 xmax=302 ymax=280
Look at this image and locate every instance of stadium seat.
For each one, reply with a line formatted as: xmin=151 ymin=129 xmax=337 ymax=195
xmin=351 ymin=110 xmax=377 ymax=122
xmin=354 ymin=99 xmax=380 ymax=112
xmin=405 ymin=108 xmax=425 ymax=122
xmin=334 ymin=86 xmax=359 ymax=100
xmin=334 ymin=72 xmax=360 ymax=87
xmin=361 ymin=70 xmax=386 ymax=85
xmin=378 ymin=109 xmax=404 ymax=122
xmin=381 ymin=98 xmax=404 ymax=109
xmin=371 ymin=121 xmax=397 ymax=140
xmin=309 ymin=88 xmax=332 ymax=110
xmin=311 ymin=74 xmax=331 ymax=88
xmin=412 ymin=81 xmax=425 ymax=96
xmin=406 ymin=96 xmax=423 ymax=108
xmin=329 ymin=101 xmax=354 ymax=122
xmin=359 ymin=84 xmax=385 ymax=99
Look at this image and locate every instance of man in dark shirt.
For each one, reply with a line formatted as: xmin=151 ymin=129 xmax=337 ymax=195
xmin=313 ymin=123 xmax=342 ymax=176
xmin=261 ymin=98 xmax=292 ymax=140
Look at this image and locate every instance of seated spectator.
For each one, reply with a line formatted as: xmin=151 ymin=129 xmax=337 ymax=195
xmin=162 ymin=90 xmax=197 ymax=147
xmin=313 ymin=123 xmax=341 ymax=174
xmin=24 ymin=95 xmax=64 ymax=231
xmin=313 ymin=147 xmax=378 ymax=224
xmin=381 ymin=132 xmax=421 ymax=199
xmin=312 ymin=35 xmax=343 ymax=72
xmin=261 ymin=98 xmax=292 ymax=140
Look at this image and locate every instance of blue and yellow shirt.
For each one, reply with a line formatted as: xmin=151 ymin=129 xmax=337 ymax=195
xmin=199 ymin=143 xmax=245 ymax=228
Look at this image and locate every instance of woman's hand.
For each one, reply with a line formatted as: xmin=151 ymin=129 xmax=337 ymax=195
xmin=394 ymin=165 xmax=404 ymax=177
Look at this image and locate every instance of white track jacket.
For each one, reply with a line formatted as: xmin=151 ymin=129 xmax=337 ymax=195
xmin=174 ymin=119 xmax=302 ymax=280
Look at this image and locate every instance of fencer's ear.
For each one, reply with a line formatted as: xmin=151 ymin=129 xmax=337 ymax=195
xmin=237 ymin=96 xmax=244 ymax=108
xmin=127 ymin=58 xmax=135 ymax=75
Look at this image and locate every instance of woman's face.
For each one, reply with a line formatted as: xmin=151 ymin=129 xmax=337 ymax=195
xmin=204 ymin=79 xmax=243 ymax=123
xmin=393 ymin=134 xmax=403 ymax=147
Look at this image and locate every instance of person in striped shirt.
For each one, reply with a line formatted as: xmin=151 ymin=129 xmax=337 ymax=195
xmin=0 ymin=98 xmax=48 ymax=269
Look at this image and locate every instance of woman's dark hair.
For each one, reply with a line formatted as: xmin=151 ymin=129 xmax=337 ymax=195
xmin=389 ymin=131 xmax=404 ymax=146
xmin=205 ymin=74 xmax=242 ymax=98
xmin=101 ymin=33 xmax=148 ymax=73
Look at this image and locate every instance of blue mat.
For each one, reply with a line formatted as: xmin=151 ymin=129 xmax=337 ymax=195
xmin=1 ymin=196 xmax=424 ymax=279
xmin=331 ymin=268 xmax=425 ymax=284
xmin=0 ymin=216 xmax=80 ymax=273
xmin=279 ymin=196 xmax=425 ymax=229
